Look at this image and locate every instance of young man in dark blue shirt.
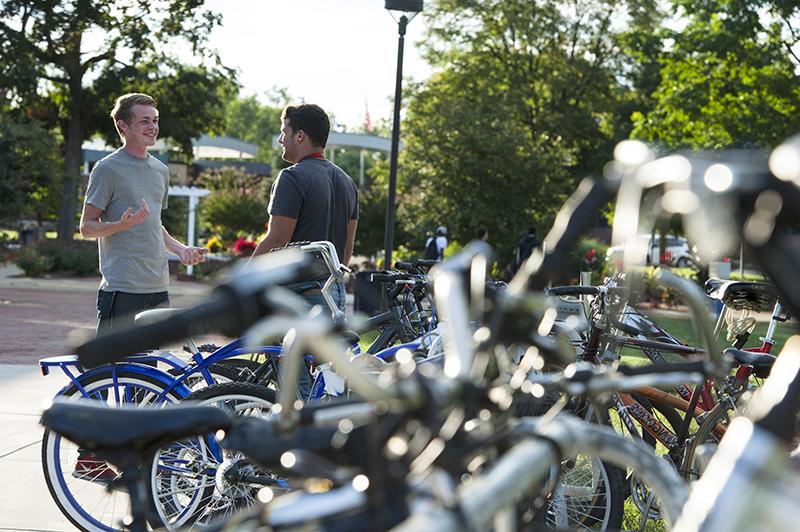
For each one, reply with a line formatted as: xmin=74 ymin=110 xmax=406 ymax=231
xmin=251 ymin=103 xmax=358 ymax=312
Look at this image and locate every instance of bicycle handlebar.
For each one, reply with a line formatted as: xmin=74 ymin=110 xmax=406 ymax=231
xmin=370 ymin=272 xmax=416 ymax=283
xmin=395 ymin=259 xmax=438 ymax=270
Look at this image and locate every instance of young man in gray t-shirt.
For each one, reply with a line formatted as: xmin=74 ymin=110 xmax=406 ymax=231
xmin=81 ymin=93 xmax=208 ymax=336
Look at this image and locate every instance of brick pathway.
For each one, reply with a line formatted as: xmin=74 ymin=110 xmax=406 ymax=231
xmin=0 ymin=276 xmax=222 ymax=364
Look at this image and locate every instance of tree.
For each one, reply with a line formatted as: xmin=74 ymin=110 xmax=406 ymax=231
xmin=0 ymin=109 xmax=61 ymax=226
xmin=0 ymin=0 xmax=236 ymax=241
xmin=399 ymin=0 xmax=655 ymax=260
xmin=632 ymin=1 xmax=800 ymax=149
xmin=222 ymin=91 xmax=289 ymax=165
xmin=329 ymin=147 xmax=389 ymax=256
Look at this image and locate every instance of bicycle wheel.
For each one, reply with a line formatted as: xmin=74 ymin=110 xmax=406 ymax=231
xmin=41 ymin=369 xmax=182 ymax=532
xmin=534 ymin=453 xmax=625 ymax=530
xmin=681 ymin=401 xmax=733 ymax=481
xmin=147 ymin=382 xmax=278 ymax=530
xmin=169 ymin=362 xmax=249 ymax=392
xmin=514 ymin=395 xmax=625 ymax=531
xmin=517 ymin=415 xmax=687 ymax=530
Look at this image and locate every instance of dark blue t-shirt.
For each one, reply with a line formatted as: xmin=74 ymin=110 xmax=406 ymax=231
xmin=268 ymin=157 xmax=359 ymax=262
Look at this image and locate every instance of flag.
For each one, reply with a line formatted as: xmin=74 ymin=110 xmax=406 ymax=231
xmin=364 ymin=101 xmax=372 ymax=132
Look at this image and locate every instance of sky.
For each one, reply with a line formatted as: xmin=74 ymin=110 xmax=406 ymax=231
xmin=204 ymin=0 xmax=433 ymax=130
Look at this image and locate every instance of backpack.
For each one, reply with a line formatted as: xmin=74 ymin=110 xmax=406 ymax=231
xmin=424 ymin=237 xmax=440 ymax=260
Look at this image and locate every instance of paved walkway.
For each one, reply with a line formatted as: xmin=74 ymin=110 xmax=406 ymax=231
xmin=0 ymin=264 xmax=215 ymax=364
xmin=0 ymin=364 xmax=72 ymax=531
xmin=0 ymin=265 xmax=219 ymax=530
xmin=0 ymin=262 xmax=211 ymax=295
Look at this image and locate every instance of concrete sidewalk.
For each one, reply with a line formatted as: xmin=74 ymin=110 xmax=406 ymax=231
xmin=0 ymin=363 xmax=72 ymax=531
xmin=0 ymin=262 xmax=211 ymax=297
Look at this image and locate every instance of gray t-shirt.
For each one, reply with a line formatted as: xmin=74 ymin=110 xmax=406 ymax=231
xmin=268 ymin=157 xmax=358 ymax=262
xmin=84 ymin=148 xmax=170 ymax=293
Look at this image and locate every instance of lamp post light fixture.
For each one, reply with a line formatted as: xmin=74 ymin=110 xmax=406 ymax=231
xmin=383 ymin=0 xmax=423 ymax=268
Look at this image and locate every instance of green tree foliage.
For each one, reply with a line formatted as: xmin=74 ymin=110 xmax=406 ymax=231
xmin=0 ymin=109 xmax=61 ymax=226
xmin=198 ymin=167 xmax=269 ymax=240
xmin=222 ymin=92 xmax=288 ymax=165
xmin=399 ymin=0 xmax=657 ymax=262
xmin=91 ymin=61 xmax=238 ymax=159
xmin=632 ymin=1 xmax=800 ymax=149
xmin=0 ymin=0 xmax=237 ymax=240
xmin=329 ymin=147 xmax=389 ymax=256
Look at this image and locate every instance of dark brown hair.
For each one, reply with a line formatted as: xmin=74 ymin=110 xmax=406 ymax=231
xmin=282 ymin=104 xmax=330 ymax=148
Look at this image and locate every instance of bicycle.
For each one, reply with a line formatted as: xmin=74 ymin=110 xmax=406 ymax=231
xmin=60 ymin=239 xmax=694 ymax=531
xmin=49 ymin=249 xmax=444 ymax=530
xmin=39 ymin=243 xmax=348 ymax=531
xmin=548 ymin=274 xmax=784 ymax=487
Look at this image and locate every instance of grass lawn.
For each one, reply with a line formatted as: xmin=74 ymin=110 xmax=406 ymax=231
xmin=358 ymin=330 xmax=380 ymax=353
xmin=621 ymin=314 xmax=797 ymax=366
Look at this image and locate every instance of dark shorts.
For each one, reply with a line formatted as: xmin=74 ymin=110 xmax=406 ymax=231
xmin=96 ymin=290 xmax=170 ymax=337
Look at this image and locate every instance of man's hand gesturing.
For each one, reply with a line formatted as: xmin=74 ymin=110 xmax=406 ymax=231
xmin=178 ymin=246 xmax=209 ymax=266
xmin=118 ymin=199 xmax=150 ymax=229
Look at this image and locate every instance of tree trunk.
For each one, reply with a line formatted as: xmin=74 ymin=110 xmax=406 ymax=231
xmin=57 ymin=105 xmax=83 ymax=242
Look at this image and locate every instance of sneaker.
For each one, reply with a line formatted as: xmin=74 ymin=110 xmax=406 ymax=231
xmin=72 ymin=454 xmax=119 ymax=485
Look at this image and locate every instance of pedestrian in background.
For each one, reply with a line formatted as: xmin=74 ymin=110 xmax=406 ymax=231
xmin=424 ymin=225 xmax=448 ymax=260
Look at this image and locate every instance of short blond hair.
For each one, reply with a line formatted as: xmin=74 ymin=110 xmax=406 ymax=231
xmin=110 ymin=93 xmax=157 ymax=137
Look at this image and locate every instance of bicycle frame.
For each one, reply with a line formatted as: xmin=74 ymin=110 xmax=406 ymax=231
xmin=575 ymin=296 xmax=737 ymax=455
xmin=40 ymin=336 xmax=286 ymax=401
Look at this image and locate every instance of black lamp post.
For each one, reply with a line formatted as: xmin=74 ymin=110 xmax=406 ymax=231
xmin=383 ymin=0 xmax=423 ymax=268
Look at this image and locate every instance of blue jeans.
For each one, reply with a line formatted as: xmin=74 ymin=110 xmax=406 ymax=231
xmin=293 ymin=279 xmax=347 ymax=399
xmin=96 ymin=290 xmax=170 ymax=337
xmin=302 ymin=279 xmax=346 ymax=314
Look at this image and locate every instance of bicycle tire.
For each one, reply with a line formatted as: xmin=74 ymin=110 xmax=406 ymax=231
xmin=41 ymin=369 xmax=183 ymax=532
xmin=168 ymin=362 xmax=250 ymax=392
xmin=525 ymin=451 xmax=625 ymax=531
xmin=513 ymin=394 xmax=624 ymax=531
xmin=536 ymin=417 xmax=687 ymax=526
xmin=681 ymin=401 xmax=732 ymax=481
xmin=146 ymin=382 xmax=278 ymax=530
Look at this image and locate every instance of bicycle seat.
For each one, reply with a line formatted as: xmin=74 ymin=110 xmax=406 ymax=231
xmin=704 ymin=279 xmax=778 ymax=312
xmin=134 ymin=307 xmax=185 ymax=325
xmin=722 ymin=347 xmax=776 ymax=378
xmin=41 ymin=400 xmax=231 ymax=453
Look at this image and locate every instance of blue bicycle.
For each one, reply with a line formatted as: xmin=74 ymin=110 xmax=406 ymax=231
xmin=39 ymin=244 xmax=439 ymax=531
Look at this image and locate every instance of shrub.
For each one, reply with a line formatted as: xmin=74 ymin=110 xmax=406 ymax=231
xmin=16 ymin=246 xmax=54 ymax=277
xmin=640 ymin=266 xmax=700 ymax=306
xmin=198 ymin=167 xmax=269 ymax=238
xmin=566 ymin=238 xmax=609 ymax=284
xmin=201 ymin=189 xmax=268 ymax=239
xmin=38 ymin=240 xmax=98 ymax=276
xmin=15 ymin=240 xmax=98 ymax=276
